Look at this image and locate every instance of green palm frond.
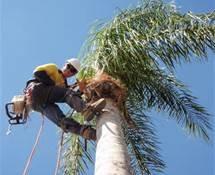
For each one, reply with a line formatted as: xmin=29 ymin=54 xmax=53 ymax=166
xmin=75 ymin=0 xmax=214 ymax=174
xmin=62 ymin=113 xmax=95 ymax=175
xmin=124 ymin=109 xmax=165 ymax=175
xmin=79 ymin=0 xmax=214 ymax=73
xmin=127 ymin=69 xmax=211 ymax=141
xmin=76 ymin=0 xmax=214 ymax=174
xmin=79 ymin=0 xmax=213 ymax=141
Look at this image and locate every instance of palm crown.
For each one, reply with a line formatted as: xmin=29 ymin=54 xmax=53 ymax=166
xmin=62 ymin=0 xmax=214 ymax=174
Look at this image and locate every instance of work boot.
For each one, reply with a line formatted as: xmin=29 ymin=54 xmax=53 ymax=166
xmin=80 ymin=125 xmax=96 ymax=141
xmin=60 ymin=118 xmax=82 ymax=135
xmin=82 ymin=98 xmax=106 ymax=122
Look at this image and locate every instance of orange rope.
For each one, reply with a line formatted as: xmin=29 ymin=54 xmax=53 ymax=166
xmin=54 ymin=130 xmax=64 ymax=175
xmin=22 ymin=115 xmax=45 ymax=175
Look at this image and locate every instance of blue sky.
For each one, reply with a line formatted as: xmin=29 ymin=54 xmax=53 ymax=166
xmin=1 ymin=0 xmax=214 ymax=175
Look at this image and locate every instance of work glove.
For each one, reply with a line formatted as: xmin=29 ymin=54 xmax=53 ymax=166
xmin=80 ymin=125 xmax=96 ymax=141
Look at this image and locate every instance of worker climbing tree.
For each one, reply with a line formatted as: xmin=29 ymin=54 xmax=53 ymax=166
xmin=4 ymin=0 xmax=214 ymax=175
xmin=6 ymin=58 xmax=106 ymax=140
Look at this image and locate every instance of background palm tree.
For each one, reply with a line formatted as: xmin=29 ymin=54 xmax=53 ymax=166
xmin=61 ymin=0 xmax=214 ymax=174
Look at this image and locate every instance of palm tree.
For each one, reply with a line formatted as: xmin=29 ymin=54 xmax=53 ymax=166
xmin=61 ymin=0 xmax=214 ymax=174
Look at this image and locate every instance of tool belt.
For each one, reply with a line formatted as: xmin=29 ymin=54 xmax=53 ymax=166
xmin=24 ymin=80 xmax=51 ymax=112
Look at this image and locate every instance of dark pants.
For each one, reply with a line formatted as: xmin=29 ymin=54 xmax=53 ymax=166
xmin=31 ymin=83 xmax=86 ymax=134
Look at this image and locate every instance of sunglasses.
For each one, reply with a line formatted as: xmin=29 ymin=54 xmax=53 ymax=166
xmin=66 ymin=64 xmax=78 ymax=74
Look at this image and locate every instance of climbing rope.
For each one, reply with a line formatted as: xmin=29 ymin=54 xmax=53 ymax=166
xmin=54 ymin=109 xmax=74 ymax=175
xmin=54 ymin=130 xmax=64 ymax=175
xmin=22 ymin=115 xmax=45 ymax=175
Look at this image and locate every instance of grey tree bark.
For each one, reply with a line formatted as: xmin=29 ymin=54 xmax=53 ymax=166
xmin=95 ymin=99 xmax=132 ymax=175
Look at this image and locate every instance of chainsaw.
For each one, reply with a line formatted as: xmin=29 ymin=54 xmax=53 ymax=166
xmin=5 ymin=95 xmax=31 ymax=125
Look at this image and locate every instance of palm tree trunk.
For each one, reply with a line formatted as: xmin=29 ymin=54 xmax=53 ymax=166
xmin=95 ymin=99 xmax=132 ymax=175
